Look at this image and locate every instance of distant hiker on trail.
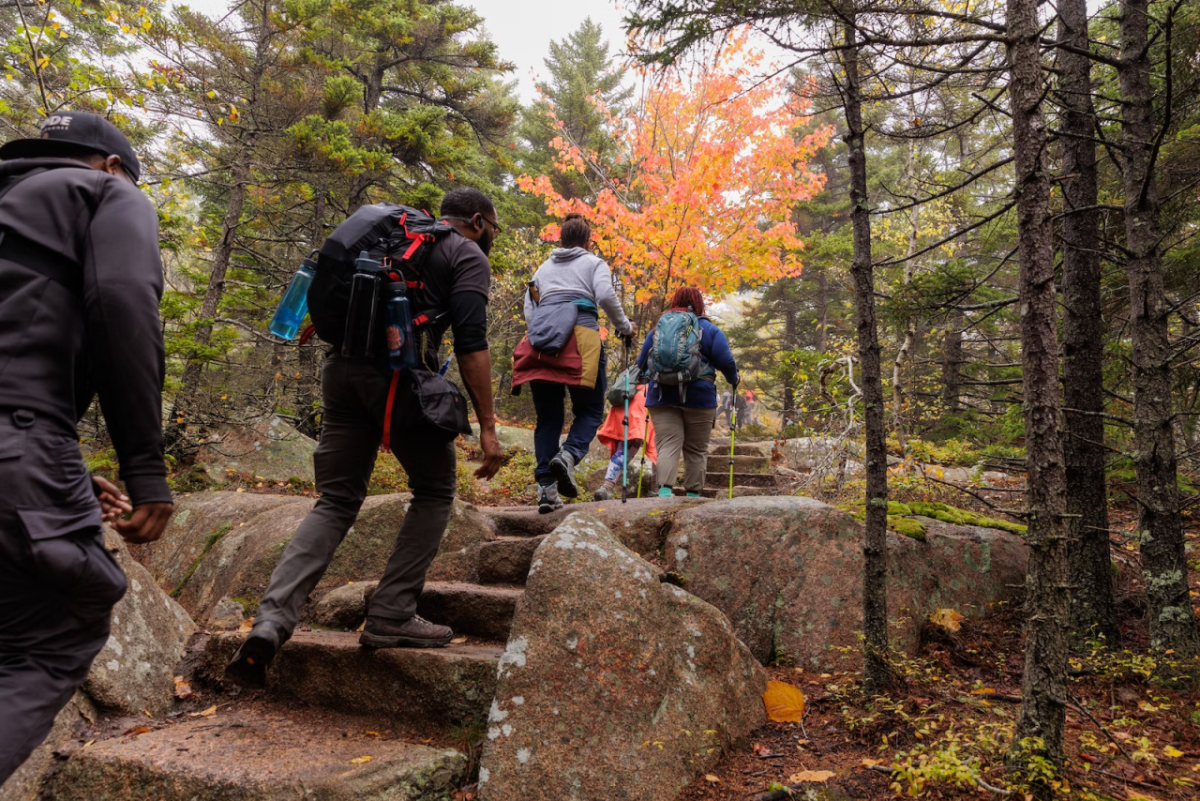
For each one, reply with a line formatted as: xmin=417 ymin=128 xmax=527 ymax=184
xmin=224 ymin=188 xmax=504 ymax=688
xmin=733 ymin=391 xmax=748 ymax=431
xmin=0 ymin=112 xmax=175 ymax=782
xmin=511 ymin=213 xmax=636 ymax=514
xmin=720 ymin=389 xmax=733 ymax=429
xmin=593 ymin=382 xmax=657 ymax=501
xmin=637 ymin=287 xmax=738 ymax=498
xmin=744 ymin=389 xmax=757 ymax=426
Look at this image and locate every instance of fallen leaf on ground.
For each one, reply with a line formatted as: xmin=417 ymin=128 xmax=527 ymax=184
xmin=451 ymin=637 xmax=467 ymax=644
xmin=122 ymin=726 xmax=151 ymax=736
xmin=752 ymin=742 xmax=773 ymax=757
xmin=366 ymin=731 xmax=379 ymax=737
xmin=1163 ymin=746 xmax=1183 ymax=758
xmin=350 ymin=756 xmax=372 ymax=765
xmin=789 ymin=770 xmax=835 ymax=783
xmin=173 ymin=676 xmax=193 ymax=699
xmin=929 ymin=607 xmax=964 ymax=633
xmin=82 ymin=740 xmax=95 ymax=748
xmin=190 ymin=705 xmax=217 ymax=718
xmin=763 ymin=680 xmax=806 ymax=723
xmin=970 ymin=687 xmax=996 ymax=695
xmin=237 ymin=620 xmax=252 ymax=633
xmin=704 ymin=774 xmax=720 ymax=784
xmin=860 ymin=758 xmax=883 ymax=767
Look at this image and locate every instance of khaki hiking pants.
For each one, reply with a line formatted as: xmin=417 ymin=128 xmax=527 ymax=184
xmin=649 ymin=405 xmax=715 ymax=494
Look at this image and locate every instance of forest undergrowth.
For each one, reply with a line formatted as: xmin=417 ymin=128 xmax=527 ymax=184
xmin=677 ymin=500 xmax=1200 ymax=801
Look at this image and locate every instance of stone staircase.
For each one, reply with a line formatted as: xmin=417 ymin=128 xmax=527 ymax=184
xmin=669 ymin=438 xmax=779 ymax=498
xmin=46 ymin=509 xmax=562 ymax=800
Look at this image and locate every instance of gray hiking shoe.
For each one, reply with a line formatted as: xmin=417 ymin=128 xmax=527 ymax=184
xmin=360 ymin=615 xmax=453 ymax=649
xmin=592 ymin=479 xmax=617 ymax=502
xmin=549 ymin=450 xmax=579 ymax=498
xmin=538 ymin=483 xmax=564 ymax=514
xmin=224 ymin=620 xmax=286 ymax=689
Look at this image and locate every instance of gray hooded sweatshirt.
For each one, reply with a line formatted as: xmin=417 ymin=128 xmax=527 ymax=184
xmin=524 ymin=247 xmax=633 ymax=336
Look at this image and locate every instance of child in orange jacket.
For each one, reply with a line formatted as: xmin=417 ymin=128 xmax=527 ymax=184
xmin=593 ymin=384 xmax=657 ymax=500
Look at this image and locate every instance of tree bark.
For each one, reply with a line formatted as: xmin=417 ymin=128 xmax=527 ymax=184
xmin=783 ymin=296 xmax=797 ymax=429
xmin=1117 ymin=0 xmax=1198 ymax=654
xmin=1006 ymin=0 xmax=1071 ymax=779
xmin=841 ymin=14 xmax=890 ymax=694
xmin=1057 ymin=0 xmax=1118 ymax=645
xmin=942 ymin=308 xmax=963 ymax=414
xmin=814 ymin=267 xmax=829 ymax=352
xmin=892 ymin=138 xmax=920 ymax=448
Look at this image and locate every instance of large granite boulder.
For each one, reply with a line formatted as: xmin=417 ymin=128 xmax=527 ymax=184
xmin=0 ymin=693 xmax=95 ymax=801
xmin=664 ymin=497 xmax=1028 ymax=669
xmin=85 ymin=532 xmax=196 ymax=715
xmin=136 ymin=492 xmax=494 ymax=623
xmin=194 ymin=416 xmax=317 ymax=484
xmin=478 ymin=514 xmax=766 ymax=801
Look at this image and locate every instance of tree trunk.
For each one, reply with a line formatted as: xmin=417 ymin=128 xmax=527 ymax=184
xmin=815 ymin=266 xmax=829 ymax=352
xmin=783 ymin=293 xmax=797 ymax=429
xmin=841 ymin=15 xmax=890 ymax=694
xmin=942 ymin=309 xmax=963 ymax=414
xmin=1006 ymin=0 xmax=1071 ymax=780
xmin=1057 ymin=0 xmax=1118 ymax=644
xmin=892 ymin=139 xmax=920 ymax=448
xmin=1118 ymin=0 xmax=1198 ymax=654
xmin=171 ymin=159 xmax=250 ymax=443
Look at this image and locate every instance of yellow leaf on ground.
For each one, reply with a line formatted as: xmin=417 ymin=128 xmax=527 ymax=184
xmin=860 ymin=758 xmax=883 ymax=767
xmin=763 ymin=681 xmax=806 ymax=723
xmin=929 ymin=608 xmax=964 ymax=633
xmin=1163 ymin=746 xmax=1184 ymax=758
xmin=366 ymin=731 xmax=379 ymax=737
xmin=237 ymin=619 xmax=253 ymax=633
xmin=189 ymin=706 xmax=217 ymax=718
xmin=350 ymin=756 xmax=372 ymax=765
xmin=450 ymin=637 xmax=467 ymax=644
xmin=704 ymin=774 xmax=720 ymax=784
xmin=789 ymin=770 xmax=835 ymax=783
xmin=970 ymin=687 xmax=996 ymax=695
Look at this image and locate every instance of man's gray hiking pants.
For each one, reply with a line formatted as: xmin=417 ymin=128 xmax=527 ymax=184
xmin=255 ymin=355 xmax=456 ymax=636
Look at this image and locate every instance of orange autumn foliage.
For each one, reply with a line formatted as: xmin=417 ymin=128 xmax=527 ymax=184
xmin=518 ymin=36 xmax=833 ymax=304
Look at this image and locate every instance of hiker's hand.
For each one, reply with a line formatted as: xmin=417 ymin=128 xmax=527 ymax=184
xmin=93 ymin=476 xmax=132 ymax=523
xmin=625 ymin=322 xmax=638 ymax=339
xmin=475 ymin=426 xmax=503 ymax=480
xmin=114 ymin=502 xmax=175 ymax=544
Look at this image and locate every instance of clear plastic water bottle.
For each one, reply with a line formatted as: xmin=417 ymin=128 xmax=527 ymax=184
xmin=383 ymin=282 xmax=418 ymax=370
xmin=268 ymin=251 xmax=318 ymax=340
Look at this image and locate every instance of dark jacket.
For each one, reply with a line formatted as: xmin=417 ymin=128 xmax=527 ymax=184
xmin=0 ymin=158 xmax=169 ymax=505
xmin=636 ymin=316 xmax=738 ymax=410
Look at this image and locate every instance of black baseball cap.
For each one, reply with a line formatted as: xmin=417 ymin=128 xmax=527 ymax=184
xmin=0 ymin=111 xmax=141 ymax=181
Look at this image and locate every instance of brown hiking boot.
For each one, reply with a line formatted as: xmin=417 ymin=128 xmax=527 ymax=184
xmin=359 ymin=615 xmax=453 ymax=649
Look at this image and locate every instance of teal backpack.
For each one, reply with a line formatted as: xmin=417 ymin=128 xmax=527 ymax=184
xmin=647 ymin=309 xmax=714 ymax=402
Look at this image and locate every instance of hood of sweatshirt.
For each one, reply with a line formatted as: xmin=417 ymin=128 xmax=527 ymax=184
xmin=550 ymin=246 xmax=594 ymax=263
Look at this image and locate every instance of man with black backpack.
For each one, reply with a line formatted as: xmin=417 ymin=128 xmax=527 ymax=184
xmin=0 ymin=112 xmax=175 ymax=783
xmin=225 ymin=188 xmax=503 ymax=688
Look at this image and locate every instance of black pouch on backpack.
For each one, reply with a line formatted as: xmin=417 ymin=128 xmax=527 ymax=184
xmin=389 ymin=367 xmax=472 ymax=445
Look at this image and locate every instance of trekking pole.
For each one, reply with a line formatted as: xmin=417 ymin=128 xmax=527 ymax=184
xmin=621 ymin=337 xmax=631 ymax=504
xmin=637 ymin=412 xmax=649 ymax=498
xmin=729 ymin=407 xmax=737 ymax=500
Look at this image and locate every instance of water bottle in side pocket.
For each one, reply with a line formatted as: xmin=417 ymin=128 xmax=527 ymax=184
xmin=268 ymin=250 xmax=318 ymax=340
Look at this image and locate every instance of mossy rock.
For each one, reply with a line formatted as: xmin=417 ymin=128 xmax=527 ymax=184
xmin=887 ymin=515 xmax=927 ymax=541
xmin=907 ymin=501 xmax=1026 ymax=535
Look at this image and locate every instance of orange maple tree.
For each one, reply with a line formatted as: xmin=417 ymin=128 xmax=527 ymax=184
xmin=518 ymin=36 xmax=832 ymax=306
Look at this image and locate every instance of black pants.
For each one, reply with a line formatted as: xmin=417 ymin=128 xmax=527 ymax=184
xmin=530 ymin=348 xmax=607 ymax=486
xmin=255 ymin=355 xmax=457 ymax=636
xmin=0 ymin=409 xmax=126 ymax=784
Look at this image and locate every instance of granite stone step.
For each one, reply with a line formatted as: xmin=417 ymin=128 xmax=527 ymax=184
xmin=47 ymin=705 xmax=465 ymax=801
xmin=417 ymin=581 xmax=522 ymax=641
xmin=477 ymin=536 xmax=545 ymax=585
xmin=705 ymin=454 xmax=771 ymax=472
xmin=704 ymin=471 xmax=778 ymax=489
xmin=202 ymin=631 xmax=500 ymax=727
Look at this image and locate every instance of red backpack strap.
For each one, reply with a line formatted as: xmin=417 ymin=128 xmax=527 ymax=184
xmin=381 ymin=368 xmax=401 ymax=452
xmin=298 ymin=325 xmax=317 ymax=346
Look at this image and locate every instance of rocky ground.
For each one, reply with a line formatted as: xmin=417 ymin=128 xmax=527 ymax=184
xmin=9 ymin=425 xmax=1197 ymax=800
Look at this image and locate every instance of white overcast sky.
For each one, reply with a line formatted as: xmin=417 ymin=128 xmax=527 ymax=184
xmin=175 ymin=0 xmax=633 ymax=104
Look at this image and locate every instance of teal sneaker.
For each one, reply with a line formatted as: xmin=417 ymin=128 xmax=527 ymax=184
xmin=686 ymin=492 xmax=701 ymax=498
xmin=658 ymin=486 xmax=673 ymax=498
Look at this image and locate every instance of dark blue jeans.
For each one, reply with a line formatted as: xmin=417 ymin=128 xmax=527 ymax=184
xmin=530 ymin=348 xmax=607 ymax=486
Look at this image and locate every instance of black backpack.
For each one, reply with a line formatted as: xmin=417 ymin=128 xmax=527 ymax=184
xmin=306 ymin=203 xmax=456 ymax=353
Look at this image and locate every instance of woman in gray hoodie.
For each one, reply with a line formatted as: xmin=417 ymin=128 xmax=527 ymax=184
xmin=523 ymin=214 xmax=636 ymax=513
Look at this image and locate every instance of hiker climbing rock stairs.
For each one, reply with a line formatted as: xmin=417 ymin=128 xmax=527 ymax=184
xmin=662 ymin=436 xmax=780 ymax=498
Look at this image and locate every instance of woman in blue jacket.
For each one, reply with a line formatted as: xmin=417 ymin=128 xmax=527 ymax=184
xmin=636 ymin=287 xmax=739 ymax=497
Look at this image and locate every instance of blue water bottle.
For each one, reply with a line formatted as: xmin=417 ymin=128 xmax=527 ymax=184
xmin=268 ymin=250 xmax=318 ymax=340
xmin=383 ymin=282 xmax=418 ymax=370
